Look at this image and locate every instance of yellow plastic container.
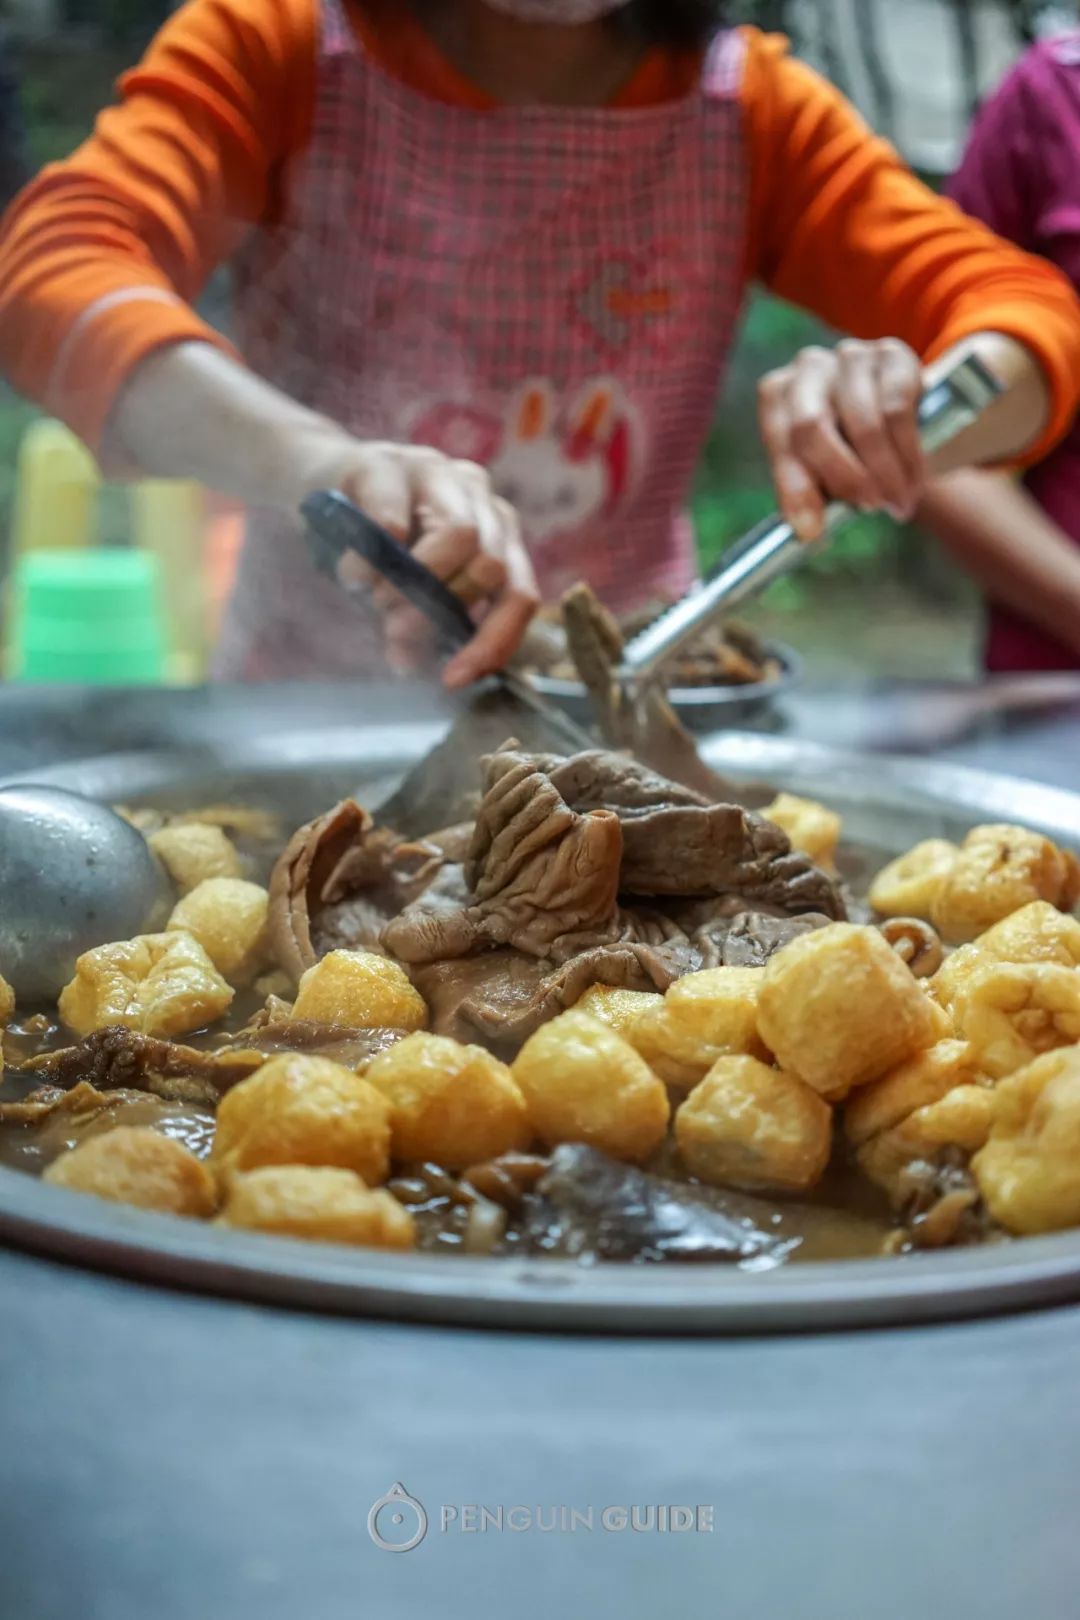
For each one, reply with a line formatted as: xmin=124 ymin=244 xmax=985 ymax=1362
xmin=131 ymin=479 xmax=210 ymax=681
xmin=9 ymin=418 xmax=100 ymax=556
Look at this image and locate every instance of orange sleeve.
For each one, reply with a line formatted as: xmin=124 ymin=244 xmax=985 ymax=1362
xmin=0 ymin=0 xmax=317 ymax=453
xmin=738 ymin=28 xmax=1080 ymax=466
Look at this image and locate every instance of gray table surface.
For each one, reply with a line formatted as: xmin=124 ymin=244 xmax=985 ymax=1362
xmin=2 ymin=676 xmax=1080 ymax=1620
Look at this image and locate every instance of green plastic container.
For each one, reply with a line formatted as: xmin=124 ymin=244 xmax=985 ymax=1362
xmin=10 ymin=549 xmax=167 ymax=685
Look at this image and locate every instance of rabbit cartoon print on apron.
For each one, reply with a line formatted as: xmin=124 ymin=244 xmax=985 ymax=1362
xmin=413 ymin=377 xmax=641 ymax=545
xmin=221 ymin=2 xmax=750 ymax=679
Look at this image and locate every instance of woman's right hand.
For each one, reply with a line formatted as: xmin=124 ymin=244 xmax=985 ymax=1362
xmin=109 ymin=345 xmax=540 ymax=688
xmin=306 ymin=439 xmax=540 ymax=690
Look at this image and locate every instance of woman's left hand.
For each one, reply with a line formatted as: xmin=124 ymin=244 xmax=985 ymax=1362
xmin=758 ymin=337 xmax=926 ymax=542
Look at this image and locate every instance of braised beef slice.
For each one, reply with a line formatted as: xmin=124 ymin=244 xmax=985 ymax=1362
xmin=268 ymin=797 xmax=445 ymax=981
xmin=384 ymin=753 xmax=623 ymax=964
xmin=224 ymin=1019 xmax=405 ymax=1071
xmin=560 ymin=582 xmax=740 ymax=802
xmin=665 ymin=904 xmax=834 ymax=968
xmin=385 ymin=744 xmax=842 ymax=971
xmin=542 ymin=750 xmax=843 ymax=916
xmin=20 ymin=1027 xmax=265 ymax=1107
xmin=412 ymin=940 xmax=690 ymax=1053
xmin=0 ymin=1081 xmax=216 ymax=1174
xmin=519 ymin=1144 xmax=781 ymax=1264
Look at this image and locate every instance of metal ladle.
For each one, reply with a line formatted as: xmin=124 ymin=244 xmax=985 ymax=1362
xmin=0 ymin=784 xmax=173 ymax=1007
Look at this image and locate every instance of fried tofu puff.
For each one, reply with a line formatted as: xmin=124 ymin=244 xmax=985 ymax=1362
xmin=167 ymin=878 xmax=270 ymax=986
xmin=951 ymin=961 xmax=1080 ymax=1081
xmin=932 ymin=902 xmax=1080 ymax=1015
xmin=218 ymin=1166 xmax=415 ymax=1249
xmin=856 ymin=1086 xmax=996 ymax=1200
xmin=869 ymin=839 xmax=960 ymax=920
xmin=630 ymin=968 xmax=770 ymax=1091
xmin=756 ymin=924 xmax=943 ymax=1102
xmin=211 ymin=1053 xmax=391 ymax=1185
xmin=365 ymin=1033 xmax=530 ymax=1170
xmin=972 ymin=1046 xmax=1080 ymax=1234
xmin=512 ymin=1011 xmax=670 ymax=1165
xmin=675 ymin=1055 xmax=832 ymax=1194
xmin=844 ymin=1039 xmax=993 ymax=1198
xmin=58 ymin=930 xmax=234 ymax=1039
xmin=760 ymin=793 xmax=842 ymax=869
xmin=845 ymin=1040 xmax=985 ymax=1149
xmin=930 ymin=825 xmax=1080 ymax=945
xmin=148 ymin=822 xmax=242 ymax=894
xmin=571 ymin=984 xmax=664 ymax=1044
xmin=291 ymin=950 xmax=427 ymax=1031
xmin=0 ymin=972 xmax=14 ymax=1023
xmin=44 ymin=1126 xmax=216 ymax=1217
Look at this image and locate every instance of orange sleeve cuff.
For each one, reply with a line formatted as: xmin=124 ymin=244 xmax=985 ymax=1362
xmin=40 ymin=278 xmax=238 ymax=460
xmin=738 ymin=28 xmax=1080 ymax=471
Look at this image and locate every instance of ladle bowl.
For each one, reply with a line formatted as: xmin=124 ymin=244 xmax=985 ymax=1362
xmin=0 ymin=784 xmax=172 ymax=1005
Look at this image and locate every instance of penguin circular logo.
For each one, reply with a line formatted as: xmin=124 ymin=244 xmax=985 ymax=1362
xmin=368 ymin=1483 xmax=428 ymax=1554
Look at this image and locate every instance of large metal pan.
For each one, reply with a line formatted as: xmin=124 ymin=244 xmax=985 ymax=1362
xmin=4 ymin=728 xmax=1080 ymax=1335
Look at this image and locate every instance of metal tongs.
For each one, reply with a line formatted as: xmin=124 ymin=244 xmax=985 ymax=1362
xmin=300 ymin=487 xmax=597 ymax=757
xmin=303 ymin=352 xmax=1000 ymax=748
xmin=617 ymin=353 xmax=1003 ymax=707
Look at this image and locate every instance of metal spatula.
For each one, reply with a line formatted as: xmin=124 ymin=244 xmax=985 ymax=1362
xmin=301 ymin=490 xmax=597 ymax=835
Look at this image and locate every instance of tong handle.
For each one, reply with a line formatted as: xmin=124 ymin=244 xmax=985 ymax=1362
xmin=620 ymin=352 xmax=1003 ymax=686
xmin=301 ymin=489 xmax=477 ymax=652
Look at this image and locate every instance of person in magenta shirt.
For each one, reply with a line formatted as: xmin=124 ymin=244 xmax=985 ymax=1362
xmin=921 ymin=32 xmax=1080 ymax=671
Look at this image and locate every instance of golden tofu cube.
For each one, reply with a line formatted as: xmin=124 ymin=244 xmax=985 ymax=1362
xmin=932 ymin=902 xmax=1080 ymax=1018
xmin=211 ymin=1052 xmax=392 ymax=1186
xmin=219 ymin=1165 xmax=415 ymax=1249
xmin=149 ymin=822 xmax=242 ymax=894
xmin=58 ymin=930 xmax=234 ymax=1039
xmin=868 ymin=839 xmax=959 ymax=919
xmin=933 ymin=901 xmax=1080 ymax=1013
xmin=952 ymin=960 xmax=1080 ymax=1080
xmin=630 ymin=967 xmax=769 ymax=1090
xmin=0 ymin=972 xmax=13 ymax=1023
xmin=973 ymin=1046 xmax=1080 ymax=1234
xmin=676 ymin=1054 xmax=832 ymax=1194
xmin=365 ymin=1032 xmax=530 ymax=1170
xmin=292 ymin=949 xmax=427 ymax=1031
xmin=977 ymin=901 xmax=1080 ymax=968
xmin=571 ymin=984 xmax=664 ymax=1044
xmin=167 ymin=877 xmax=270 ymax=986
xmin=761 ymin=793 xmax=842 ymax=868
xmin=931 ymin=824 xmax=1078 ymax=945
xmin=756 ymin=923 xmax=941 ymax=1101
xmin=512 ymin=1010 xmax=670 ymax=1165
xmin=44 ymin=1125 xmax=216 ymax=1217
xmin=845 ymin=1039 xmax=984 ymax=1148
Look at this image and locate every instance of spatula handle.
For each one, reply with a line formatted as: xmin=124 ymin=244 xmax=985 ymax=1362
xmin=301 ymin=489 xmax=477 ymax=652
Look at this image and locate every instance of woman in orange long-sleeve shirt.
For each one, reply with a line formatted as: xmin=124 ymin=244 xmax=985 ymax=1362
xmin=1 ymin=0 xmax=1078 ymax=681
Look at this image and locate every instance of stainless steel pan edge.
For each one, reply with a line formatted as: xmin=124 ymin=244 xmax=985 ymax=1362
xmin=4 ymin=1168 xmax=1080 ymax=1335
xmin=3 ymin=727 xmax=1080 ymax=1334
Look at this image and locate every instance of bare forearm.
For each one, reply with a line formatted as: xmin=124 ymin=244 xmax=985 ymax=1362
xmin=105 ymin=339 xmax=539 ymax=685
xmin=918 ymin=467 xmax=1080 ymax=657
xmin=106 ymin=342 xmax=355 ymax=511
xmin=924 ymin=333 xmax=1051 ymax=476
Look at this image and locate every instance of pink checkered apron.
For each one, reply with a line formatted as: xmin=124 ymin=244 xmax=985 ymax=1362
xmin=218 ymin=4 xmax=749 ymax=677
